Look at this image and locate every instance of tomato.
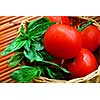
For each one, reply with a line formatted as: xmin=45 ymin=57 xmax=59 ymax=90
xmin=46 ymin=16 xmax=61 ymax=23
xmin=81 ymin=25 xmax=100 ymax=52
xmin=44 ymin=24 xmax=82 ymax=59
xmin=61 ymin=16 xmax=70 ymax=25
xmin=63 ymin=48 xmax=98 ymax=79
xmin=46 ymin=16 xmax=70 ymax=25
xmin=99 ymin=33 xmax=100 ymax=45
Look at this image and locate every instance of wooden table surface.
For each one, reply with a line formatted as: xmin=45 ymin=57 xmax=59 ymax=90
xmin=0 ymin=16 xmax=40 ymax=83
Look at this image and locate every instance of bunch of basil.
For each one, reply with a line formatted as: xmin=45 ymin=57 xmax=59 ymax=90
xmin=1 ymin=17 xmax=70 ymax=83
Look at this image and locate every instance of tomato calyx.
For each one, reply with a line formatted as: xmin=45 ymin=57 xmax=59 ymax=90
xmin=78 ymin=20 xmax=93 ymax=32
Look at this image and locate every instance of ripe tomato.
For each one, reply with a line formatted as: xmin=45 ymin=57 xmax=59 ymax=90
xmin=81 ymin=25 xmax=100 ymax=52
xmin=44 ymin=24 xmax=82 ymax=59
xmin=61 ymin=16 xmax=70 ymax=25
xmin=46 ymin=16 xmax=70 ymax=25
xmin=63 ymin=48 xmax=98 ymax=79
xmin=46 ymin=16 xmax=61 ymax=23
xmin=99 ymin=33 xmax=100 ymax=45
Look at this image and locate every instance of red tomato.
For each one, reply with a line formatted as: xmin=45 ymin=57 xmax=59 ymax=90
xmin=99 ymin=33 xmax=100 ymax=45
xmin=44 ymin=24 xmax=82 ymax=59
xmin=81 ymin=25 xmax=100 ymax=52
xmin=61 ymin=16 xmax=70 ymax=25
xmin=46 ymin=16 xmax=70 ymax=25
xmin=63 ymin=48 xmax=98 ymax=79
xmin=46 ymin=16 xmax=62 ymax=23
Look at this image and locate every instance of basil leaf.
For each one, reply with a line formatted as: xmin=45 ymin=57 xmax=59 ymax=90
xmin=1 ymin=36 xmax=27 ymax=56
xmin=23 ymin=49 xmax=34 ymax=62
xmin=29 ymin=22 xmax=56 ymax=39
xmin=11 ymin=66 xmax=43 ymax=83
xmin=41 ymin=60 xmax=60 ymax=67
xmin=8 ymin=52 xmax=24 ymax=68
xmin=24 ymin=40 xmax=31 ymax=51
xmin=39 ymin=60 xmax=70 ymax=74
xmin=59 ymin=67 xmax=71 ymax=74
xmin=78 ymin=20 xmax=93 ymax=32
xmin=32 ymin=40 xmax=44 ymax=51
xmin=28 ymin=17 xmax=50 ymax=31
xmin=44 ymin=67 xmax=68 ymax=79
xmin=23 ymin=48 xmax=43 ymax=62
xmin=40 ymin=50 xmax=54 ymax=61
xmin=44 ymin=67 xmax=56 ymax=79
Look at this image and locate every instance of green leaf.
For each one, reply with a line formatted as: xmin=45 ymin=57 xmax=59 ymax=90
xmin=23 ymin=49 xmax=34 ymax=62
xmin=1 ymin=36 xmax=27 ymax=56
xmin=29 ymin=22 xmax=56 ymax=39
xmin=23 ymin=47 xmax=43 ymax=62
xmin=24 ymin=40 xmax=31 ymax=51
xmin=40 ymin=50 xmax=54 ymax=61
xmin=8 ymin=52 xmax=24 ymax=68
xmin=41 ymin=60 xmax=60 ymax=67
xmin=11 ymin=66 xmax=43 ymax=83
xmin=39 ymin=60 xmax=70 ymax=74
xmin=44 ymin=67 xmax=56 ymax=79
xmin=78 ymin=20 xmax=93 ymax=32
xmin=58 ymin=67 xmax=71 ymax=74
xmin=19 ymin=25 xmax=28 ymax=38
xmin=32 ymin=40 xmax=44 ymax=51
xmin=28 ymin=17 xmax=50 ymax=31
xmin=44 ymin=67 xmax=69 ymax=79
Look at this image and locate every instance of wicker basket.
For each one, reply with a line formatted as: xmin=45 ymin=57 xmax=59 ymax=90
xmin=0 ymin=16 xmax=100 ymax=83
xmin=32 ymin=16 xmax=100 ymax=83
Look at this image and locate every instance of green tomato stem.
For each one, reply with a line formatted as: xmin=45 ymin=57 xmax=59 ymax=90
xmin=78 ymin=20 xmax=93 ymax=32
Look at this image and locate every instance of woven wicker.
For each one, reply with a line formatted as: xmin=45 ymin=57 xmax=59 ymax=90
xmin=0 ymin=16 xmax=100 ymax=83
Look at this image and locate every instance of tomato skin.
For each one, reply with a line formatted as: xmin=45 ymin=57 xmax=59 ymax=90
xmin=63 ymin=48 xmax=98 ymax=78
xmin=81 ymin=25 xmax=100 ymax=52
xmin=99 ymin=33 xmax=100 ymax=45
xmin=61 ymin=16 xmax=70 ymax=25
xmin=46 ymin=16 xmax=70 ymax=25
xmin=46 ymin=16 xmax=62 ymax=23
xmin=44 ymin=24 xmax=82 ymax=59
